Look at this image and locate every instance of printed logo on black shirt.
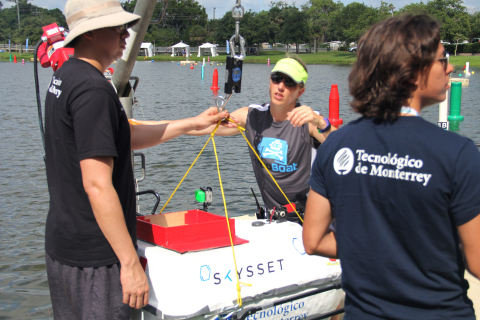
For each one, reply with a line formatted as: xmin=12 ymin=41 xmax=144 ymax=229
xmin=48 ymin=76 xmax=63 ymax=98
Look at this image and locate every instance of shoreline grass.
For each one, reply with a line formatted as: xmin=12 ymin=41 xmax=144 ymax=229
xmin=2 ymin=50 xmax=479 ymax=66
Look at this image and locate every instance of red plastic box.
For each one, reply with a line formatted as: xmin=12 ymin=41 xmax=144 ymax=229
xmin=137 ymin=209 xmax=248 ymax=253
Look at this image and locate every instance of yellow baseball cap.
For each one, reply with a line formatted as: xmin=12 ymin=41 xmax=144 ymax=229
xmin=271 ymin=58 xmax=308 ymax=84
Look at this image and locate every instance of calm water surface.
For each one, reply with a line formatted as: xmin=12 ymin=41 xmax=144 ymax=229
xmin=0 ymin=60 xmax=479 ymax=319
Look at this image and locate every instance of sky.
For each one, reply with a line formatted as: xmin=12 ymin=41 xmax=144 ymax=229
xmin=4 ymin=0 xmax=480 ymax=19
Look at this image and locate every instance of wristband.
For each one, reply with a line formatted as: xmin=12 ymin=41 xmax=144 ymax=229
xmin=318 ymin=118 xmax=331 ymax=133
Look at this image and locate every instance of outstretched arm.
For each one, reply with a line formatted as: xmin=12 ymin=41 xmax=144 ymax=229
xmin=130 ymin=107 xmax=230 ymax=150
xmin=131 ymin=106 xmax=249 ymax=138
xmin=286 ymin=105 xmax=337 ymax=143
xmin=458 ymin=214 xmax=480 ymax=279
xmin=302 ymin=189 xmax=338 ymax=258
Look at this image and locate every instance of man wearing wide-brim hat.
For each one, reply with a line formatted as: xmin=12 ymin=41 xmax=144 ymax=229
xmin=43 ymin=0 xmax=231 ymax=318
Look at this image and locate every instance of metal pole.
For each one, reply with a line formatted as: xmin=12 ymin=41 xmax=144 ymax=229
xmin=214 ymin=7 xmax=216 ymax=20
xmin=16 ymin=1 xmax=20 ymax=29
xmin=112 ymin=0 xmax=158 ymax=97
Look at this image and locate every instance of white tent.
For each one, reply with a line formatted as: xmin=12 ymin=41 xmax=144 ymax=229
xmin=140 ymin=42 xmax=154 ymax=57
xmin=197 ymin=42 xmax=218 ymax=57
xmin=171 ymin=41 xmax=190 ymax=57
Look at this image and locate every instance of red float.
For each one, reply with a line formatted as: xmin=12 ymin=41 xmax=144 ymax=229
xmin=210 ymin=68 xmax=220 ymax=91
xmin=328 ymin=84 xmax=343 ymax=127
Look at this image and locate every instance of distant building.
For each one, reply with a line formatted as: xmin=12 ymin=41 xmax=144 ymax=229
xmin=327 ymin=41 xmax=344 ymax=51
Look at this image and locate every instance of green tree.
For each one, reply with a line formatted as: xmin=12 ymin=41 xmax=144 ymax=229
xmin=18 ymin=14 xmax=65 ymax=44
xmin=244 ymin=10 xmax=272 ymax=53
xmin=188 ymin=24 xmax=206 ymax=46
xmin=123 ymin=0 xmax=207 ymax=45
xmin=276 ymin=6 xmax=309 ymax=53
xmin=213 ymin=11 xmax=234 ymax=45
xmin=452 ymin=32 xmax=467 ymax=55
xmin=426 ymin=0 xmax=471 ymax=42
xmin=332 ymin=2 xmax=379 ymax=45
xmin=0 ymin=1 xmax=66 ymax=45
xmin=302 ymin=0 xmax=343 ymax=50
xmin=162 ymin=0 xmax=208 ymax=39
xmin=212 ymin=10 xmax=265 ymax=51
xmin=470 ymin=12 xmax=480 ymax=39
xmin=267 ymin=5 xmax=282 ymax=50
xmin=400 ymin=1 xmax=429 ymax=15
xmin=378 ymin=1 xmax=395 ymax=19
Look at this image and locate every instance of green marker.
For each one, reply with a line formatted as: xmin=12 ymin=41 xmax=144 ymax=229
xmin=195 ymin=189 xmax=206 ymax=203
xmin=448 ymin=82 xmax=464 ymax=122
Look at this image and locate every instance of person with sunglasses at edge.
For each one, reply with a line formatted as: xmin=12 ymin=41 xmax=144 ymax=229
xmin=303 ymin=14 xmax=480 ymax=320
xmin=43 ymin=0 xmax=233 ymax=319
xmin=135 ymin=54 xmax=335 ymax=223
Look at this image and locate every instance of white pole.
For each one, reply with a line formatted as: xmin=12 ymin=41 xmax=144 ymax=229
xmin=438 ymin=53 xmax=450 ymax=130
xmin=203 ymin=57 xmax=205 ymax=66
xmin=438 ymin=89 xmax=449 ymax=129
xmin=466 ymin=62 xmax=469 ymax=74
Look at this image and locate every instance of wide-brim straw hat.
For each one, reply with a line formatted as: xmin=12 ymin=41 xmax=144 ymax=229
xmin=63 ymin=0 xmax=141 ymax=48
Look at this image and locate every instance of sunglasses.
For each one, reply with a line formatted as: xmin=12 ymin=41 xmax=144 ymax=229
xmin=270 ymin=73 xmax=298 ymax=87
xmin=437 ymin=52 xmax=448 ymax=71
xmin=114 ymin=24 xmax=129 ymax=33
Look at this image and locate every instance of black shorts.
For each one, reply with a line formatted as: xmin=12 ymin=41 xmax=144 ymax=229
xmin=46 ymin=253 xmax=130 ymax=320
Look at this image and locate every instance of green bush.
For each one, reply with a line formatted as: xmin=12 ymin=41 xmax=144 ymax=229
xmin=444 ymin=43 xmax=480 ymax=54
xmin=472 ymin=43 xmax=480 ymax=54
xmin=339 ymin=46 xmax=348 ymax=51
xmin=259 ymin=50 xmax=286 ymax=55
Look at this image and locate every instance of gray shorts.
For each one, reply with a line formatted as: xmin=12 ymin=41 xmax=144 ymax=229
xmin=46 ymin=253 xmax=130 ymax=320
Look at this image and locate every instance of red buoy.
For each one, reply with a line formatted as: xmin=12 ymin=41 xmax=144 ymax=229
xmin=210 ymin=68 xmax=220 ymax=91
xmin=328 ymin=84 xmax=343 ymax=127
xmin=14 ymin=55 xmax=17 ymax=63
xmin=190 ymin=64 xmax=194 ymax=69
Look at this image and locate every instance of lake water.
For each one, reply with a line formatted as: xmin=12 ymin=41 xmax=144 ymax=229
xmin=0 ymin=60 xmax=478 ymax=319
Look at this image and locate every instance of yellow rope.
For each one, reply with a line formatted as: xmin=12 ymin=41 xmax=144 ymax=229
xmin=226 ymin=118 xmax=304 ymax=223
xmin=212 ymin=135 xmax=251 ymax=306
xmin=158 ymin=122 xmax=221 ymax=213
xmin=158 ymin=116 xmax=302 ymax=307
xmin=157 ymin=119 xmax=250 ymax=306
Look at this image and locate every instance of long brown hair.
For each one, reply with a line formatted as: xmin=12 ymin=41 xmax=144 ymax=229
xmin=349 ymin=15 xmax=440 ymax=121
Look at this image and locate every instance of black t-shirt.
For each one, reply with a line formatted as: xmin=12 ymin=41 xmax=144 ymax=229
xmin=310 ymin=116 xmax=480 ymax=319
xmin=44 ymin=58 xmax=136 ymax=268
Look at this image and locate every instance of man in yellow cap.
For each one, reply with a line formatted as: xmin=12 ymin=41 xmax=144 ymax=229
xmin=43 ymin=0 xmax=230 ymax=318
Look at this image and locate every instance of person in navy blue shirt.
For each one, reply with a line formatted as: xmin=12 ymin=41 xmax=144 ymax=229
xmin=303 ymin=15 xmax=480 ymax=320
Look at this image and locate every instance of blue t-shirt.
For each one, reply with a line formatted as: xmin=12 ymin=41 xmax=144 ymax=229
xmin=310 ymin=116 xmax=480 ymax=319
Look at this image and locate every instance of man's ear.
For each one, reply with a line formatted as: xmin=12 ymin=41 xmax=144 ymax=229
xmin=81 ymin=31 xmax=95 ymax=42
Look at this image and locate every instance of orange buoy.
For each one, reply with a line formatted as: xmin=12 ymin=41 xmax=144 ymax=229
xmin=210 ymin=69 xmax=220 ymax=91
xmin=190 ymin=65 xmax=194 ymax=69
xmin=328 ymin=84 xmax=343 ymax=127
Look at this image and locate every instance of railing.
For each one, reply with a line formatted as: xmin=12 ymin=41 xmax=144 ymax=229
xmin=0 ymin=43 xmax=329 ymax=55
xmin=0 ymin=43 xmax=35 ymax=53
xmin=150 ymin=46 xmax=323 ymax=56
